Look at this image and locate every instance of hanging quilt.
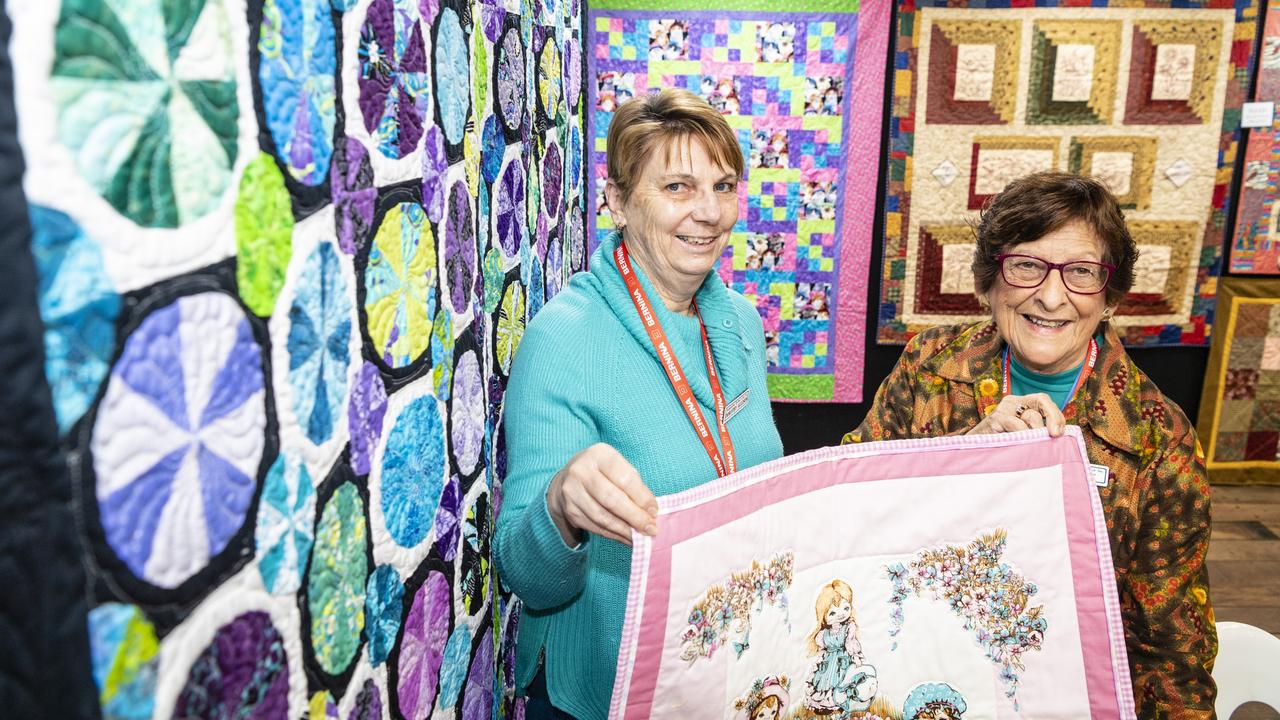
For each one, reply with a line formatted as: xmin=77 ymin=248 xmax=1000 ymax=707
xmin=1196 ymin=277 xmax=1280 ymax=484
xmin=8 ymin=0 xmax=588 ymax=716
xmin=587 ymin=0 xmax=890 ymax=402
xmin=878 ymin=0 xmax=1260 ymax=347
xmin=1229 ymin=3 xmax=1280 ymax=274
xmin=611 ymin=430 xmax=1135 ymax=719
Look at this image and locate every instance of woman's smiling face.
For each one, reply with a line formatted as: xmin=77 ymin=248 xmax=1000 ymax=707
xmin=605 ymin=135 xmax=739 ymax=306
xmin=985 ymin=220 xmax=1117 ymax=374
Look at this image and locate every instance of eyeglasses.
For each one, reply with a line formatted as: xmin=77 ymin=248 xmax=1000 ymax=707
xmin=996 ymin=253 xmax=1115 ymax=295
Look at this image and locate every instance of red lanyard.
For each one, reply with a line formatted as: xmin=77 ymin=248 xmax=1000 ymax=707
xmin=614 ymin=242 xmax=737 ymax=477
xmin=1002 ymin=338 xmax=1099 ymax=406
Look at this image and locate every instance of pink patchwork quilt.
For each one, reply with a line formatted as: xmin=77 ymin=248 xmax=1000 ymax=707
xmin=611 ymin=429 xmax=1135 ymax=720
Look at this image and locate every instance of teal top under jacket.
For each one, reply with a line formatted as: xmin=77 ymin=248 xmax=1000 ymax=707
xmin=1008 ymin=354 xmax=1082 ymax=409
xmin=493 ymin=232 xmax=784 ymax=719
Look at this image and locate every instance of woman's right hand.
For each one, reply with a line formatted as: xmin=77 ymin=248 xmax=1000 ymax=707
xmin=968 ymin=393 xmax=1067 ymax=437
xmin=546 ymin=443 xmax=659 ymax=546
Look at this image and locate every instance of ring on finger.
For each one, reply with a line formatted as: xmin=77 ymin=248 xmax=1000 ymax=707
xmin=1014 ymin=404 xmax=1028 ymax=419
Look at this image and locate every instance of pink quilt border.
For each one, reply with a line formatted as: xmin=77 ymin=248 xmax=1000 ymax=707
xmin=831 ymin=0 xmax=890 ymax=403
xmin=609 ymin=428 xmax=1136 ymax=719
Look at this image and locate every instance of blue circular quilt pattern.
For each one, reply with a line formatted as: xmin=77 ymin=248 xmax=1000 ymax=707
xmin=450 ymin=350 xmax=484 ymax=476
xmin=434 ymin=8 xmax=471 ymax=145
xmin=30 ymin=205 xmax=121 ymax=436
xmin=379 ymin=394 xmax=446 ymax=547
xmin=287 ymin=242 xmax=352 ymax=445
xmin=481 ymin=115 xmax=505 ymax=185
xmin=496 ymin=26 xmax=525 ymax=132
xmin=258 ymin=0 xmax=336 ymax=185
xmin=254 ymin=452 xmax=315 ymax=595
xmin=364 ymin=564 xmax=404 ymax=667
xmin=92 ymin=292 xmax=265 ymax=589
xmin=437 ymin=624 xmax=472 ymax=709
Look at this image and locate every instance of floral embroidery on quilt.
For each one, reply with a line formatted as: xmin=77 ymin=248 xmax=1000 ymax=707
xmin=885 ymin=529 xmax=1046 ymax=709
xmin=678 ymin=551 xmax=794 ymax=662
xmin=1026 ymin=21 xmax=1122 ymax=126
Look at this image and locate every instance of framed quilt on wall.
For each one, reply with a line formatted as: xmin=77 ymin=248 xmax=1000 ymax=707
xmin=878 ymin=0 xmax=1260 ymax=347
xmin=9 ymin=0 xmax=588 ymax=717
xmin=1196 ymin=277 xmax=1280 ymax=484
xmin=610 ymin=430 xmax=1135 ymax=719
xmin=1229 ymin=2 xmax=1280 ymax=274
xmin=586 ymin=0 xmax=890 ymax=402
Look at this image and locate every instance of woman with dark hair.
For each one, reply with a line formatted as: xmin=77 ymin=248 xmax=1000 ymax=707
xmin=845 ymin=171 xmax=1216 ymax=718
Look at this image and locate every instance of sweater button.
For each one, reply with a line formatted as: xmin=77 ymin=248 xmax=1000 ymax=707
xmin=721 ymin=319 xmax=733 ymax=328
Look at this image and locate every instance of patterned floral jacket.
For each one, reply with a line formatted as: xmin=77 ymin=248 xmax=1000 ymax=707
xmin=845 ymin=321 xmax=1216 ymax=719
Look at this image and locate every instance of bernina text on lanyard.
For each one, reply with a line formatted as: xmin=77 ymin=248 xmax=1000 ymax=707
xmin=614 ymin=241 xmax=737 ymax=477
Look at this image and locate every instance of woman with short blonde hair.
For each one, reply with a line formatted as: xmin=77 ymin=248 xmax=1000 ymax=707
xmin=494 ymin=88 xmax=782 ymax=719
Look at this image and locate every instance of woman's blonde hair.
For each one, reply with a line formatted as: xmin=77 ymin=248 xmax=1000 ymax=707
xmin=605 ymin=88 xmax=744 ymax=201
xmin=807 ymin=579 xmax=855 ymax=655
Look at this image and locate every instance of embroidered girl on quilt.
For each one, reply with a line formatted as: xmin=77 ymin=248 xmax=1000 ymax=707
xmin=803 ymin=579 xmax=879 ymax=717
xmin=885 ymin=529 xmax=1046 ymax=710
xmin=678 ymin=551 xmax=794 ymax=663
xmin=732 ymin=675 xmax=790 ymax=720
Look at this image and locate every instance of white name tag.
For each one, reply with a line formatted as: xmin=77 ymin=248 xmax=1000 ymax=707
xmin=1089 ymin=463 xmax=1110 ymax=488
xmin=724 ymin=389 xmax=750 ymax=421
xmin=1242 ymin=101 xmax=1276 ymax=128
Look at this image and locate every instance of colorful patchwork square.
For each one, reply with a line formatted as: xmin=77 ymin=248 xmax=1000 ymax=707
xmin=926 ymin=20 xmax=1021 ymax=125
xmin=1027 ymin=21 xmax=1122 ymax=125
xmin=968 ymin=137 xmax=1060 ymax=210
xmin=880 ymin=1 xmax=1256 ymax=347
xmin=589 ymin=1 xmax=891 ymax=401
xmin=1068 ymin=136 xmax=1157 ymax=210
xmin=1124 ymin=20 xmax=1223 ymax=125
xmin=1198 ymin=279 xmax=1280 ymax=483
xmin=1117 ymin=221 xmax=1200 ymax=319
xmin=914 ymin=225 xmax=984 ymax=316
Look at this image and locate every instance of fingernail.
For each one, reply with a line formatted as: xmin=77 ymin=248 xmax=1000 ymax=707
xmin=644 ymin=524 xmax=657 ymax=536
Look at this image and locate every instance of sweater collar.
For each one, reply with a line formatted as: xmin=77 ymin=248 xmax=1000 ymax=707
xmin=926 ymin=320 xmax=1141 ymax=453
xmin=587 ymin=232 xmax=746 ymax=409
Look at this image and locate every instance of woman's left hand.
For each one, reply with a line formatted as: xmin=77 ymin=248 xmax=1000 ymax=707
xmin=968 ymin=393 xmax=1066 ymax=437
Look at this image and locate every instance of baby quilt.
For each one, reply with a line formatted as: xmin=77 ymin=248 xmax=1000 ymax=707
xmin=610 ymin=429 xmax=1134 ymax=720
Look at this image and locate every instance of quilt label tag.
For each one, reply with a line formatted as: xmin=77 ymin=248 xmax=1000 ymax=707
xmin=724 ymin=389 xmax=749 ymax=421
xmin=1089 ymin=463 xmax=1110 ymax=488
xmin=1241 ymin=101 xmax=1276 ymax=128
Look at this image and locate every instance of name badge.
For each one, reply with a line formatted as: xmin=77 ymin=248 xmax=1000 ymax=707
xmin=1088 ymin=463 xmax=1110 ymax=488
xmin=724 ymin=389 xmax=750 ymax=421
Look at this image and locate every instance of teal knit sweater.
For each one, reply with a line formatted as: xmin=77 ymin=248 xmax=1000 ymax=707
xmin=493 ymin=233 xmax=784 ymax=719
